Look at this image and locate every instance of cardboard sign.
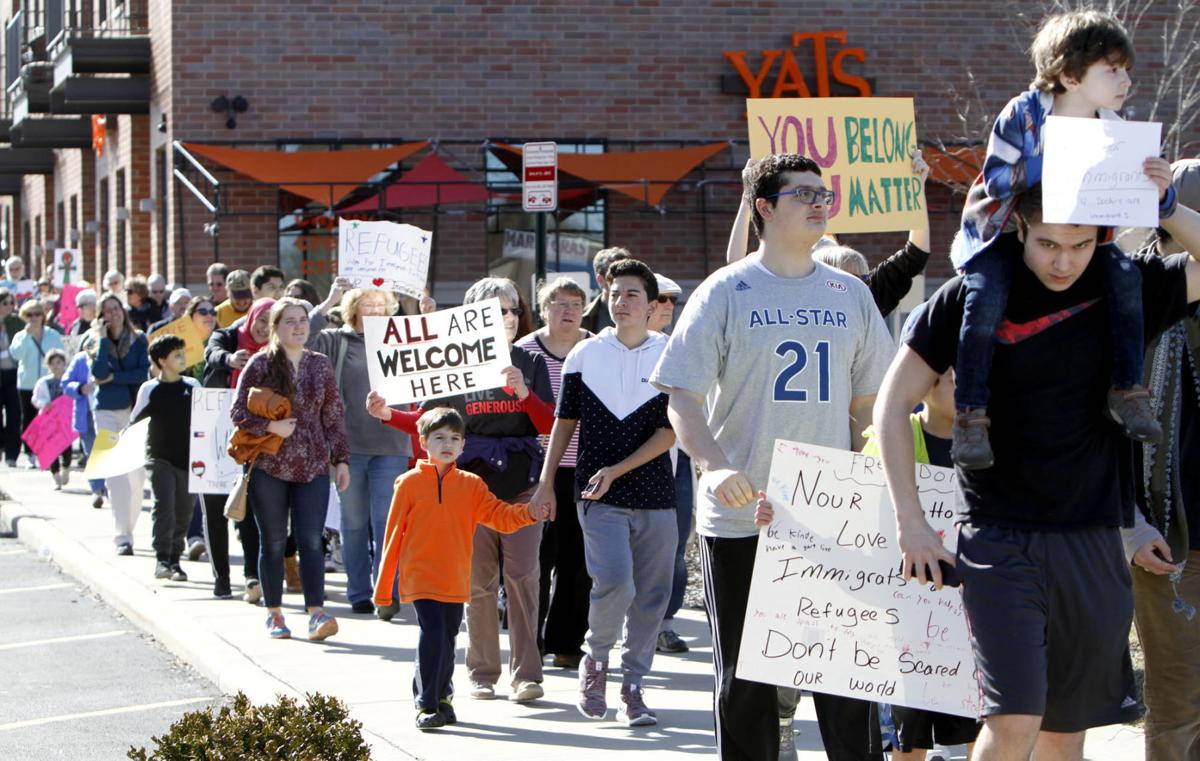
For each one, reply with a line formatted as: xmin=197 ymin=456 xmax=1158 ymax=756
xmin=11 ymin=279 xmax=36 ymax=304
xmin=57 ymin=283 xmax=83 ymax=332
xmin=747 ymin=98 xmax=926 ymax=234
xmin=83 ymin=419 xmax=149 ymax=479
xmin=52 ymin=249 xmax=82 ymax=288
xmin=736 ymin=440 xmax=980 ymax=718
xmin=364 ymin=298 xmax=511 ymax=405
xmin=338 ymin=219 xmax=432 ymax=299
xmin=147 ymin=315 xmax=205 ymax=368
xmin=1042 ymin=116 xmax=1163 ymax=228
xmin=21 ymin=395 xmax=78 ymax=470
xmin=188 ymin=388 xmax=239 ymax=494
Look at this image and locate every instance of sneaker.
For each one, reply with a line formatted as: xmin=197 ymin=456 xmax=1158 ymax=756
xmin=616 ymin=684 xmax=657 ymax=727
xmin=351 ymin=599 xmax=375 ymax=615
xmin=438 ymin=698 xmax=457 ymax=725
xmin=51 ymin=472 xmax=62 ymax=490
xmin=243 ymin=578 xmax=262 ymax=604
xmin=415 ymin=709 xmax=445 ymax=730
xmin=308 ymin=611 xmax=338 ymax=641
xmin=779 ymin=718 xmax=798 ymax=760
xmin=552 ymin=653 xmax=583 ymax=669
xmin=154 ymin=561 xmax=172 ymax=579
xmin=92 ymin=493 xmax=104 ymax=510
xmin=656 ymin=629 xmax=689 ymax=653
xmin=577 ymin=655 xmax=608 ymax=719
xmin=116 ymin=543 xmax=134 ymax=556
xmin=266 ymin=612 xmax=291 ymax=639
xmin=951 ymin=408 xmax=993 ymax=470
xmin=510 ymin=681 xmax=544 ymax=702
xmin=284 ymin=556 xmax=302 ymax=594
xmin=5 ymin=458 xmax=16 ymax=468
xmin=213 ymin=576 xmax=233 ymax=599
xmin=1108 ymin=385 xmax=1163 ymax=443
xmin=169 ymin=564 xmax=188 ymax=582
xmin=58 ymin=468 xmax=70 ymax=487
xmin=186 ymin=538 xmax=206 ymax=562
xmin=469 ymin=682 xmax=495 ymax=700
xmin=376 ymin=601 xmax=399 ymax=622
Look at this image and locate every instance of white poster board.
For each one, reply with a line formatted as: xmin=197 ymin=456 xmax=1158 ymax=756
xmin=188 ymin=388 xmax=240 ymax=494
xmin=1042 ymin=116 xmax=1162 ymax=228
xmin=338 ymin=219 xmax=432 ymax=299
xmin=364 ymin=298 xmax=511 ymax=405
xmin=83 ymin=419 xmax=149 ymax=479
xmin=52 ymin=248 xmax=82 ymax=288
xmin=736 ymin=440 xmax=980 ymax=718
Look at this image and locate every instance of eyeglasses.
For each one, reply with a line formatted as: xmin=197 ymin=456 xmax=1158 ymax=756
xmin=194 ymin=307 xmax=217 ymax=316
xmin=501 ymin=307 xmax=523 ymax=317
xmin=548 ymin=301 xmax=584 ymax=311
xmin=25 ymin=311 xmax=44 ymax=317
xmin=656 ymin=295 xmax=678 ymax=304
xmin=763 ymin=187 xmax=836 ymax=205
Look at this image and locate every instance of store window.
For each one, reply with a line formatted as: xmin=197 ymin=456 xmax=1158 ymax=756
xmin=115 ymin=169 xmax=127 ymax=271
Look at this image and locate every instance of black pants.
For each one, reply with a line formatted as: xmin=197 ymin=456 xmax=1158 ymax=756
xmin=700 ymin=535 xmax=881 ymax=761
xmin=538 ymin=467 xmax=591 ymax=656
xmin=203 ymin=491 xmax=260 ymax=582
xmin=18 ymin=388 xmax=35 ymax=457
xmin=0 ymin=368 xmax=19 ymax=461
xmin=149 ymin=460 xmax=192 ymax=563
xmin=413 ymin=599 xmax=464 ymax=711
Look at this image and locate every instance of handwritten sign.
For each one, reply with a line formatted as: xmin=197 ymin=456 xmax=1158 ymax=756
xmin=52 ymin=249 xmax=82 ymax=288
xmin=147 ymin=315 xmax=204 ymax=368
xmin=11 ymin=279 xmax=36 ymax=304
xmin=188 ymin=388 xmax=239 ymax=494
xmin=736 ymin=440 xmax=980 ymax=718
xmin=747 ymin=98 xmax=925 ymax=234
xmin=21 ymin=395 xmax=78 ymax=470
xmin=338 ymin=219 xmax=432 ymax=299
xmin=364 ymin=298 xmax=511 ymax=405
xmin=83 ymin=419 xmax=149 ymax=479
xmin=1042 ymin=116 xmax=1162 ymax=228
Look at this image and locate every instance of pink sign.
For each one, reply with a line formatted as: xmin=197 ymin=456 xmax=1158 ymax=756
xmin=21 ymin=395 xmax=78 ymax=470
xmin=58 ymin=284 xmax=82 ymax=330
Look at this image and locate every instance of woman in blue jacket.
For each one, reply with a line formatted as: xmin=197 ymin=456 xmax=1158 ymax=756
xmin=63 ymin=349 xmax=106 ymax=508
xmin=88 ymin=293 xmax=149 ymax=555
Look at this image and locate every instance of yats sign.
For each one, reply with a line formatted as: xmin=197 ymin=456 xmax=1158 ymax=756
xmin=723 ymin=31 xmax=872 ymax=99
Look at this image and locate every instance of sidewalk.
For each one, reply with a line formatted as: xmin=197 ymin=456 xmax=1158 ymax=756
xmin=1 ymin=465 xmax=1145 ymax=760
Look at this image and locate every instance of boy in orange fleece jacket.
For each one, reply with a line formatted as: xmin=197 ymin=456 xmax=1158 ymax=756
xmin=373 ymin=407 xmax=549 ymax=730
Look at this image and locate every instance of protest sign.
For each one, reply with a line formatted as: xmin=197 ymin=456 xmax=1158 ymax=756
xmin=747 ymin=98 xmax=926 ymax=234
xmin=1042 ymin=116 xmax=1162 ymax=228
xmin=52 ymin=248 xmax=82 ymax=288
xmin=58 ymin=283 xmax=83 ymax=333
xmin=735 ymin=440 xmax=979 ymax=717
xmin=11 ymin=279 xmax=36 ymax=303
xmin=20 ymin=395 xmax=78 ymax=470
xmin=364 ymin=298 xmax=511 ymax=405
xmin=502 ymin=228 xmax=600 ymax=270
xmin=338 ymin=218 xmax=432 ymax=299
xmin=188 ymin=388 xmax=239 ymax=494
xmin=147 ymin=315 xmax=205 ymax=368
xmin=83 ymin=419 xmax=149 ymax=479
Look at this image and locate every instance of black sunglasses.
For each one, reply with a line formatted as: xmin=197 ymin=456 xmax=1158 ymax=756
xmin=194 ymin=307 xmax=217 ymax=316
xmin=500 ymin=307 xmax=524 ymax=317
xmin=656 ymin=295 xmax=678 ymax=304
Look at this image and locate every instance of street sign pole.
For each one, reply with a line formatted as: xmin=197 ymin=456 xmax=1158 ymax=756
xmin=522 ymin=142 xmax=558 ymax=293
xmin=535 ymin=212 xmax=547 ymax=289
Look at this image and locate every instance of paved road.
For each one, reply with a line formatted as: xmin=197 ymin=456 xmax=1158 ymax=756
xmin=0 ymin=534 xmax=221 ymax=761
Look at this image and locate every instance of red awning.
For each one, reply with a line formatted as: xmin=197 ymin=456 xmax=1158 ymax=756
xmin=340 ymin=153 xmax=490 ymax=212
xmin=494 ymin=141 xmax=731 ymax=207
xmin=181 ymin=142 xmax=430 ymax=207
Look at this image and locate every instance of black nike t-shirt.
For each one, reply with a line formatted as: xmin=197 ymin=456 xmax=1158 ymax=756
xmin=906 ymin=240 xmax=1191 ymax=529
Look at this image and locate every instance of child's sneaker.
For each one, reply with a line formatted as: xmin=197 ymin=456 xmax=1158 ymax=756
xmin=952 ymin=409 xmax=994 ymax=470
xmin=1107 ymin=385 xmax=1162 ymax=443
xmin=308 ymin=611 xmax=338 ymax=641
xmin=169 ymin=564 xmax=188 ymax=582
xmin=58 ymin=468 xmax=70 ymax=487
xmin=376 ymin=601 xmax=399 ymax=622
xmin=616 ymin=684 xmax=657 ymax=727
xmin=438 ymin=698 xmax=457 ymax=725
xmin=415 ymin=709 xmax=445 ymax=730
xmin=243 ymin=578 xmax=262 ymax=604
xmin=577 ymin=655 xmax=608 ymax=719
xmin=154 ymin=560 xmax=172 ymax=579
xmin=469 ymin=682 xmax=495 ymax=700
xmin=510 ymin=681 xmax=544 ymax=703
xmin=266 ymin=612 xmax=291 ymax=639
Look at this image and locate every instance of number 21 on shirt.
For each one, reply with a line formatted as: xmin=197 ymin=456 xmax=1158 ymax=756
xmin=773 ymin=340 xmax=830 ymax=402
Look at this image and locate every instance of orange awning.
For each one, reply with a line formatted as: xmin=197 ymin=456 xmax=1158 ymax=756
xmin=495 ymin=141 xmax=731 ymax=207
xmin=181 ymin=142 xmax=430 ymax=207
xmin=340 ymin=153 xmax=490 ymax=211
xmin=924 ymin=144 xmax=984 ymax=188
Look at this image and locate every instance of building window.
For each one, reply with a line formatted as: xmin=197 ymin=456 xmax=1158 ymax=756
xmin=115 ymin=169 xmax=127 ymax=271
xmin=99 ymin=177 xmax=110 ymax=272
xmin=55 ymin=201 xmax=64 ymax=247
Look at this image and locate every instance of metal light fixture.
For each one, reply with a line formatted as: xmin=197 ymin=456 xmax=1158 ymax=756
xmin=210 ymin=95 xmax=249 ymax=129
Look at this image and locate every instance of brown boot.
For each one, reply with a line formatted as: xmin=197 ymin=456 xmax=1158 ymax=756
xmin=284 ymin=555 xmax=303 ymax=594
xmin=952 ymin=409 xmax=994 ymax=470
xmin=1107 ymin=385 xmax=1162 ymax=443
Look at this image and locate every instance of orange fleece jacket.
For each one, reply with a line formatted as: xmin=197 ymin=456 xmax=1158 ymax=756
xmin=373 ymin=460 xmax=536 ymax=606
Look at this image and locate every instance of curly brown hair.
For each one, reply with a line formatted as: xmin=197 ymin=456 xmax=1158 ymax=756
xmin=1030 ymin=10 xmax=1134 ymax=94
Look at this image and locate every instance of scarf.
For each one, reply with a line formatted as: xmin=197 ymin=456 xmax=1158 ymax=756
xmin=231 ymin=298 xmax=275 ymax=388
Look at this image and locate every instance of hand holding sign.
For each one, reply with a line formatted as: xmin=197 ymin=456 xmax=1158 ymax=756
xmin=338 ymin=219 xmax=432 ymax=298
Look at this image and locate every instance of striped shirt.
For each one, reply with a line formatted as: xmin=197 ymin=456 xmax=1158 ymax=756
xmin=517 ymin=330 xmax=590 ymax=468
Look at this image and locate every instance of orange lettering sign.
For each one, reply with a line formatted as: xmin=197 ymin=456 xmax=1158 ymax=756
xmin=723 ymin=30 xmax=872 ymax=100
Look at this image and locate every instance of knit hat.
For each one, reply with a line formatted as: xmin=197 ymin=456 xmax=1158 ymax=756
xmin=168 ymin=287 xmax=192 ymax=306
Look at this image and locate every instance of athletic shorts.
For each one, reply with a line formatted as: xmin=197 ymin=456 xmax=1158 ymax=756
xmin=957 ymin=523 xmax=1140 ymax=733
xmin=888 ymin=705 xmax=980 ymax=752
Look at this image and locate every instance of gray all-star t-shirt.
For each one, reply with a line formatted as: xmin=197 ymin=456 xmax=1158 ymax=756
xmin=650 ymin=256 xmax=895 ymax=538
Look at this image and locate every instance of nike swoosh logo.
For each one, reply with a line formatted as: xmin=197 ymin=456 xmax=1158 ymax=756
xmin=994 ymin=298 xmax=1101 ymax=345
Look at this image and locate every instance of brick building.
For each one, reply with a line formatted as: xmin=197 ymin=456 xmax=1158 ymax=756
xmin=0 ymin=0 xmax=1196 ymax=303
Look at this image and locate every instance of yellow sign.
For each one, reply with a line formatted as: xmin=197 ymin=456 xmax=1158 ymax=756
xmin=147 ymin=316 xmax=205 ymax=368
xmin=747 ymin=97 xmax=926 ymax=234
xmin=83 ymin=420 xmax=149 ymax=480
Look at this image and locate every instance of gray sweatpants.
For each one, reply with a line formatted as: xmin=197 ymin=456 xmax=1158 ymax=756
xmin=577 ymin=500 xmax=676 ymax=687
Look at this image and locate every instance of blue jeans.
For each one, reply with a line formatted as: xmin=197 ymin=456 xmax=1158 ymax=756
xmin=250 ymin=469 xmax=329 ymax=609
xmin=338 ymin=454 xmax=407 ymax=604
xmin=78 ymin=426 xmax=106 ymax=496
xmin=412 ymin=599 xmax=464 ymax=711
xmin=664 ymin=451 xmax=694 ymax=622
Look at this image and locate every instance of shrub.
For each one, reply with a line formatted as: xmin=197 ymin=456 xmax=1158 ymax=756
xmin=128 ymin=691 xmax=371 ymax=760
